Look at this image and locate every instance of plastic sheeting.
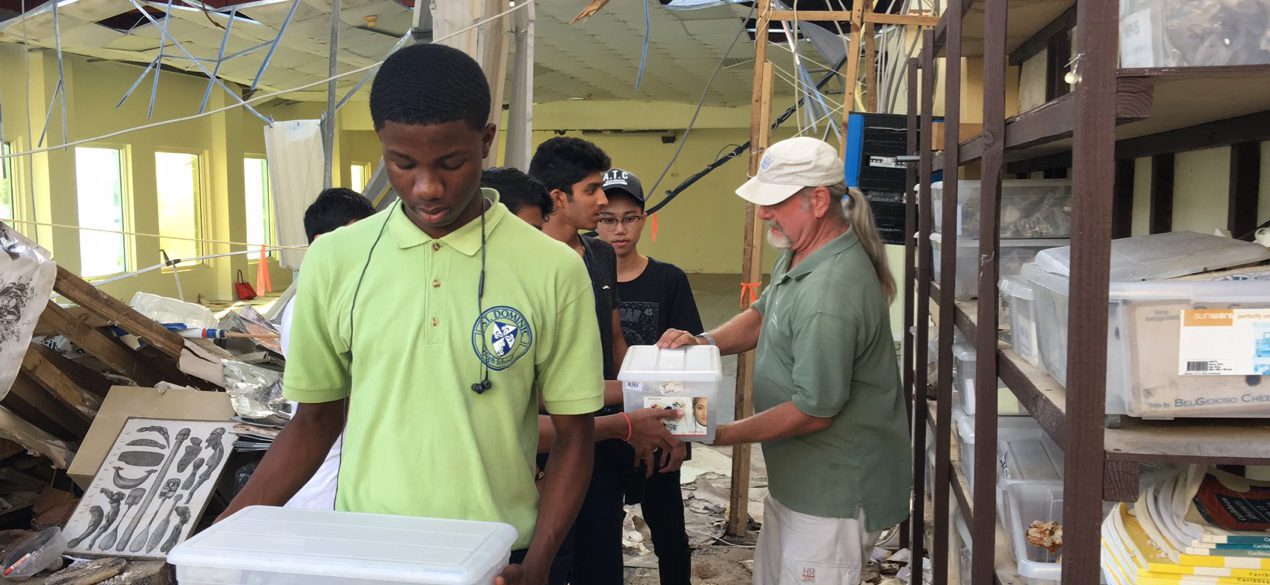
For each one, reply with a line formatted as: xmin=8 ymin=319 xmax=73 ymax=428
xmin=264 ymin=120 xmax=324 ymax=270
xmin=0 ymin=223 xmax=56 ymax=402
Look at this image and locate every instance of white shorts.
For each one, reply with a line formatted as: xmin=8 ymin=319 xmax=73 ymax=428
xmin=754 ymin=494 xmax=879 ymax=585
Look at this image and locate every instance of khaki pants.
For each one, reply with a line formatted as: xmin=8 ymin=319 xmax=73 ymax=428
xmin=754 ymin=494 xmax=879 ymax=585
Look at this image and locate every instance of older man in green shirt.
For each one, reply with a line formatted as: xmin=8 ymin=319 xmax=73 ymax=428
xmin=660 ymin=137 xmax=912 ymax=585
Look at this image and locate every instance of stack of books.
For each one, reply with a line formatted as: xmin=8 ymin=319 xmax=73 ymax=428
xmin=1103 ymin=468 xmax=1270 ymax=585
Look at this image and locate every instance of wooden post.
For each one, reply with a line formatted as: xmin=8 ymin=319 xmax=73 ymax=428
xmin=838 ymin=0 xmax=867 ymax=155
xmin=864 ymin=1 xmax=878 ymax=113
xmin=1062 ymin=0 xmax=1118 ymax=582
xmin=934 ymin=0 xmax=964 ymax=581
xmin=971 ymin=0 xmax=1006 ymax=581
xmin=727 ymin=0 xmax=773 ymax=539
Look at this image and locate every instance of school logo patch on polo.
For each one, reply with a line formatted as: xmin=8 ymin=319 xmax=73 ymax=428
xmin=472 ymin=306 xmax=533 ymax=371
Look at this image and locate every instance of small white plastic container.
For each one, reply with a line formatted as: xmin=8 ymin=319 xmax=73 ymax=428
xmin=1005 ymin=481 xmax=1064 ymax=582
xmin=618 ymin=345 xmax=722 ymax=443
xmin=1023 ymin=262 xmax=1270 ymax=419
xmin=954 ymin=507 xmax=1056 ymax=585
xmin=931 ymin=179 xmax=1073 ymax=239
xmin=931 ymin=234 xmax=1068 ymax=300
xmin=167 ymin=507 xmax=518 ymax=585
xmin=954 ymin=407 xmax=1042 ymax=491
xmin=951 ymin=343 xmax=1028 ymax=416
xmin=1000 ymin=276 xmax=1041 ymax=367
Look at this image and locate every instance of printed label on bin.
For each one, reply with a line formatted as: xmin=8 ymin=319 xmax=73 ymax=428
xmin=644 ymin=396 xmax=708 ymax=436
xmin=1178 ymin=308 xmax=1270 ymax=376
xmin=659 ymin=382 xmax=685 ymax=394
xmin=624 ymin=381 xmax=643 ymax=393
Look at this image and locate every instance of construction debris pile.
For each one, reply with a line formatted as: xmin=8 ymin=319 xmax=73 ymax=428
xmin=0 ymin=222 xmax=288 ymax=583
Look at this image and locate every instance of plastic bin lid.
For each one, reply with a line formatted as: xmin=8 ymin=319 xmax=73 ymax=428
xmin=929 ymin=233 xmax=1068 ymax=250
xmin=931 ymin=179 xmax=1072 ymax=191
xmin=1000 ymin=435 xmax=1064 ymax=483
xmin=167 ymin=507 xmax=519 ymax=583
xmin=1034 ymin=231 xmax=1270 ymax=282
xmin=1022 ymin=261 xmax=1270 ymax=302
xmin=955 ymin=406 xmax=1042 ymax=445
xmin=999 ymin=275 xmax=1034 ymax=300
xmin=617 ymin=345 xmax=723 ymax=383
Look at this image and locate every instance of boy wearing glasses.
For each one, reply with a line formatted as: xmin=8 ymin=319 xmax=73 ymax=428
xmin=596 ymin=168 xmax=703 ymax=585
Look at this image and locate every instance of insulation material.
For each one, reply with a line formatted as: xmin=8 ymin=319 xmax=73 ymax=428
xmin=0 ymin=223 xmax=56 ymax=402
xmin=264 ymin=120 xmax=323 ymax=269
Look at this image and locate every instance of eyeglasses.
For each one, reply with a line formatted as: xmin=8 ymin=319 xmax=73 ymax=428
xmin=596 ymin=216 xmax=644 ymax=228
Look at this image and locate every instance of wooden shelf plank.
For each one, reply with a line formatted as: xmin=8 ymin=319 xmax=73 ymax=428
xmin=1106 ymin=420 xmax=1270 ymax=466
xmin=957 ymin=76 xmax=1153 ymax=165
xmin=1003 ymin=67 xmax=1270 ymax=168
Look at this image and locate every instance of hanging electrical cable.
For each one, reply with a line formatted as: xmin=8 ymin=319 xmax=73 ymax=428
xmin=635 ymin=0 xmax=652 ymax=90
xmin=642 ymin=3 xmax=755 ymax=197
xmin=645 ymin=55 xmax=848 ymax=216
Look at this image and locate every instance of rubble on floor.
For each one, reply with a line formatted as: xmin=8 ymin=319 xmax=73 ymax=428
xmin=622 ymin=445 xmax=913 ymax=584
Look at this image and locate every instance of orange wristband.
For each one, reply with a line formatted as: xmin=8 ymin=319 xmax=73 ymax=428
xmin=620 ymin=412 xmax=633 ymax=442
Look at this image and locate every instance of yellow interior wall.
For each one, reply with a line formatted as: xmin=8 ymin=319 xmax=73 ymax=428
xmin=1172 ymin=147 xmax=1232 ymax=234
xmin=0 ymin=48 xmax=385 ymax=304
xmin=1125 ymin=144 xmax=1270 ymax=236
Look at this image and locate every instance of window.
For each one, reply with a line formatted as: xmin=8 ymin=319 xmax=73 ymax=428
xmin=350 ymin=162 xmax=370 ymax=194
xmin=155 ymin=152 xmax=202 ymax=262
xmin=75 ymin=147 xmax=128 ymax=277
xmin=1 ymin=143 xmax=14 ymax=221
xmin=243 ymin=157 xmax=273 ymax=255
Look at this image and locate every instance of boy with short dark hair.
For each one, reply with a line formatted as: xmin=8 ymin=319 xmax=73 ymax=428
xmin=223 ymin=43 xmax=601 ymax=585
xmin=532 ymin=138 xmax=670 ymax=585
xmin=481 ymin=167 xmax=553 ymax=229
xmin=302 ymin=187 xmax=376 ymax=243
xmin=596 ymin=168 xmax=702 ymax=585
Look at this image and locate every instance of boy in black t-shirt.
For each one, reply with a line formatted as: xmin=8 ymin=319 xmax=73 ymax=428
xmin=596 ymin=168 xmax=703 ymax=585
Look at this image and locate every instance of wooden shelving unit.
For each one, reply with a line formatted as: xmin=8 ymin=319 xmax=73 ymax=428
xmin=905 ymin=2 xmax=1270 ymax=585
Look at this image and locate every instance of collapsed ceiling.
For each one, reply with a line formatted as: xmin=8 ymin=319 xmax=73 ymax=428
xmin=0 ymin=0 xmax=832 ymax=107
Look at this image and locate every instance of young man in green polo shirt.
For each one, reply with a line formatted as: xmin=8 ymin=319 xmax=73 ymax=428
xmin=222 ymin=44 xmax=602 ymax=585
xmin=659 ymin=137 xmax=912 ymax=585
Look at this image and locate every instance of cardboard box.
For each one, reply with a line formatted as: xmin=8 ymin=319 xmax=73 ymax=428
xmin=67 ymin=386 xmax=234 ymax=489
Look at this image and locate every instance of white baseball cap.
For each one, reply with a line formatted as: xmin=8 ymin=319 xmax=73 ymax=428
xmin=736 ymin=136 xmax=845 ymax=206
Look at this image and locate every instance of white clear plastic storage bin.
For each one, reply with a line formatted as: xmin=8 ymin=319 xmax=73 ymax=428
xmin=1023 ymin=263 xmax=1270 ymax=419
xmin=1119 ymin=0 xmax=1270 ymax=68
xmin=167 ymin=506 xmax=518 ymax=585
xmin=1000 ymin=276 xmax=1041 ymax=367
xmin=931 ymin=234 xmax=1068 ymax=300
xmin=952 ymin=342 xmax=1027 ymax=416
xmin=1005 ymin=482 xmax=1063 ymax=582
xmin=954 ymin=507 xmax=1056 ymax=585
xmin=931 ymin=180 xmax=1072 ymax=239
xmin=955 ymin=408 xmax=1042 ymax=491
xmin=618 ymin=345 xmax=722 ymax=443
